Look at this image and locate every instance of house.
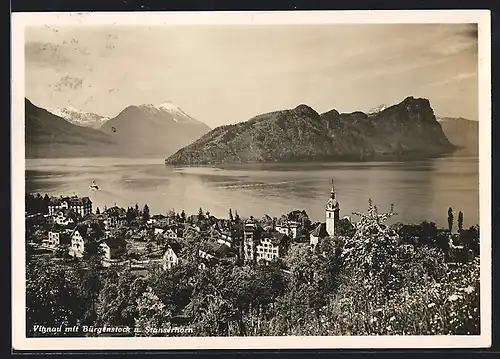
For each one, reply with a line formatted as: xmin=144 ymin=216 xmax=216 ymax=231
xmin=47 ymin=228 xmax=71 ymax=249
xmin=53 ymin=209 xmax=75 ymax=226
xmin=102 ymin=206 xmax=126 ymax=229
xmin=162 ymin=228 xmax=178 ymax=240
xmin=100 ymin=238 xmax=127 ymax=261
xmin=243 ymin=219 xmax=268 ymax=264
xmin=198 ymin=241 xmax=238 ymax=268
xmin=260 ymin=215 xmax=275 ymax=231
xmin=148 ymin=214 xmax=169 ymax=227
xmin=162 ymin=241 xmax=183 ymax=270
xmin=154 ymin=224 xmax=169 ymax=236
xmin=103 ymin=216 xmax=118 ymax=231
xmin=275 ymin=220 xmax=299 ymax=239
xmin=69 ymin=224 xmax=104 ymax=258
xmin=48 ymin=195 xmax=92 ymax=218
xmin=255 ymin=231 xmax=291 ymax=263
xmin=309 ymin=223 xmax=328 ymax=251
xmin=48 ymin=196 xmax=68 ymax=215
xmin=83 ymin=213 xmax=101 ymax=225
xmin=69 ymin=227 xmax=88 ymax=258
xmin=216 ymin=230 xmax=233 ymax=247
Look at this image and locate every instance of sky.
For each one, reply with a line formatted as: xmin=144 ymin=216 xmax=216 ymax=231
xmin=25 ymin=23 xmax=478 ymax=128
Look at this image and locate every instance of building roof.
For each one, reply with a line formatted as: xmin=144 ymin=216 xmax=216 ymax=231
xmin=69 ymin=196 xmax=92 ymax=206
xmin=201 ymin=241 xmax=237 ymax=258
xmin=154 ymin=223 xmax=170 ymax=230
xmin=48 ymin=197 xmax=62 ymax=205
xmin=310 ymin=223 xmax=328 ymax=238
xmin=262 ymin=231 xmax=290 ymax=246
xmin=101 ymin=237 xmax=127 ymax=249
xmin=84 ymin=213 xmax=100 ymax=222
xmin=151 ymin=214 xmax=168 ymax=219
xmin=73 ymin=223 xmax=103 ymax=241
xmin=49 ymin=195 xmax=92 ymax=206
xmin=104 ymin=206 xmax=126 ymax=217
xmin=167 ymin=241 xmax=183 ymax=256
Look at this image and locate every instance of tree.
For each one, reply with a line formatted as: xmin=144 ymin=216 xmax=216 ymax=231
xmin=143 ymin=204 xmax=150 ymax=223
xmin=96 ymin=268 xmax=146 ymax=328
xmin=458 ymin=211 xmax=464 ymax=232
xmin=135 ymin=286 xmax=172 ymax=336
xmin=459 ymin=225 xmax=480 ymax=257
xmin=229 ymin=209 xmax=234 ymax=221
xmin=181 ymin=210 xmax=186 ymax=222
xmin=447 ymin=207 xmax=454 ymax=232
xmin=42 ymin=194 xmax=50 ymax=214
xmin=198 ymin=207 xmax=205 ymax=221
xmin=26 ymin=261 xmax=87 ymax=336
xmin=96 ymin=207 xmax=100 ymax=215
xmin=235 ymin=210 xmax=241 ymax=224
xmin=336 ymin=218 xmax=356 ymax=238
xmin=126 ymin=207 xmax=135 ymax=223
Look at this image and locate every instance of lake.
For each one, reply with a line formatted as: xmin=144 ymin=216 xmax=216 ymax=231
xmin=25 ymin=156 xmax=479 ymax=228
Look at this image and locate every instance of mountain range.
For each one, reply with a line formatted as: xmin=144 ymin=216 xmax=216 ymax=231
xmin=25 ymin=97 xmax=478 ymax=161
xmin=165 ymin=96 xmax=458 ymax=165
xmin=25 ymin=99 xmax=211 ymax=158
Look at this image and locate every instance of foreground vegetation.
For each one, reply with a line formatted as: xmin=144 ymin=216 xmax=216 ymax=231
xmin=26 ymin=201 xmax=480 ymax=337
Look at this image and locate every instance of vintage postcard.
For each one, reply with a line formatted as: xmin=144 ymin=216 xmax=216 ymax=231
xmin=12 ymin=10 xmax=491 ymax=351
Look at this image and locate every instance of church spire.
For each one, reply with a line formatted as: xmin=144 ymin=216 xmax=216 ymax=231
xmin=330 ymin=179 xmax=336 ymax=199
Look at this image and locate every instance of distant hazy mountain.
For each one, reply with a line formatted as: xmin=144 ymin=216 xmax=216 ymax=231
xmin=100 ymin=101 xmax=211 ymax=157
xmin=165 ymin=96 xmax=456 ymax=165
xmin=49 ymin=106 xmax=109 ymax=129
xmin=25 ymin=98 xmax=117 ymax=158
xmin=437 ymin=117 xmax=479 ymax=156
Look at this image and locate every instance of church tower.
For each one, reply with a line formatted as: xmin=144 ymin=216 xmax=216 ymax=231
xmin=325 ymin=179 xmax=340 ymax=236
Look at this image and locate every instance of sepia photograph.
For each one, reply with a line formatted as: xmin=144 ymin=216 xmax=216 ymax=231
xmin=11 ymin=10 xmax=491 ymax=350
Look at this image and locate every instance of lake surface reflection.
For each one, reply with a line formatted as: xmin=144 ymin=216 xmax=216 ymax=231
xmin=25 ymin=156 xmax=479 ymax=228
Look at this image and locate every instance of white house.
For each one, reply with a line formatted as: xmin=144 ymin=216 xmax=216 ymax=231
xmin=100 ymin=238 xmax=127 ymax=262
xmin=163 ymin=228 xmax=178 ymax=240
xmin=163 ymin=241 xmax=182 ymax=270
xmin=69 ymin=227 xmax=87 ymax=258
xmin=255 ymin=231 xmax=290 ymax=262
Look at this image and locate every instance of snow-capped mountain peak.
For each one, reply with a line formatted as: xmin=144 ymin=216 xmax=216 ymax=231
xmin=156 ymin=101 xmax=180 ymax=111
xmin=368 ymin=104 xmax=389 ymax=114
xmin=63 ymin=105 xmax=84 ymax=114
xmin=49 ymin=106 xmax=109 ymax=129
xmin=137 ymin=101 xmax=200 ymax=124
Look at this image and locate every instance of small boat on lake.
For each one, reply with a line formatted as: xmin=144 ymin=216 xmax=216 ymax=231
xmin=89 ymin=181 xmax=99 ymax=190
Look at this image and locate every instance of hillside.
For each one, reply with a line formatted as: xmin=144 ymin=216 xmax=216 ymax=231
xmin=165 ymin=96 xmax=457 ymax=165
xmin=100 ymin=102 xmax=211 ymax=157
xmin=25 ymin=99 xmax=118 ymax=158
xmin=438 ymin=117 xmax=479 ymax=156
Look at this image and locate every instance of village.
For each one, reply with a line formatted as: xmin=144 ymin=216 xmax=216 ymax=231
xmin=25 ymin=183 xmax=346 ymax=273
